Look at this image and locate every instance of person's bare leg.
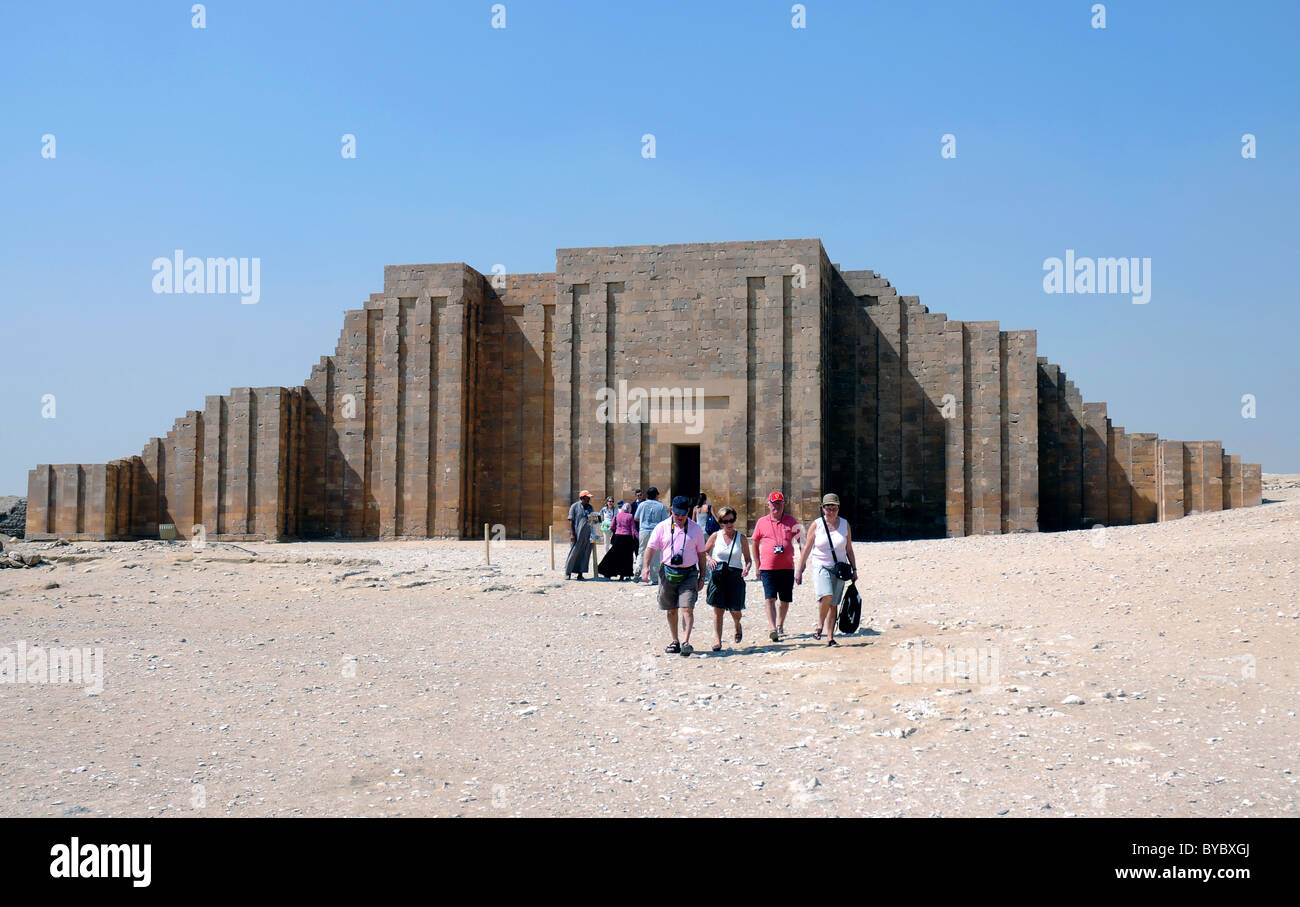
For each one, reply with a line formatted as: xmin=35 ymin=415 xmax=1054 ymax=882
xmin=731 ymin=611 xmax=743 ymax=641
xmin=817 ymin=596 xmax=831 ymax=638
xmin=681 ymin=608 xmax=694 ymax=646
xmin=665 ymin=609 xmax=679 ymax=643
xmin=824 ymin=595 xmax=841 ymax=643
xmin=765 ymin=598 xmax=778 ymax=631
xmin=778 ymin=600 xmax=790 ymax=634
xmin=713 ymin=608 xmax=725 ymax=648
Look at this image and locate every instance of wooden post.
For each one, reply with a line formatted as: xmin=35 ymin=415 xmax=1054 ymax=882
xmin=484 ymin=523 xmax=490 ymax=565
xmin=548 ymin=526 xmax=554 ymax=570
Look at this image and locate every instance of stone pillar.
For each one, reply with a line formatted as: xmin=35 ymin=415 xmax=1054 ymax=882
xmin=1058 ymin=378 xmax=1085 ymax=529
xmin=1222 ymin=453 xmax=1244 ymax=509
xmin=25 ymin=465 xmax=53 ymax=538
xmin=1107 ymin=424 xmax=1132 ymax=526
xmin=1081 ymin=402 xmax=1109 ymax=527
xmin=1202 ymin=442 xmax=1224 ymax=513
xmin=201 ymin=395 xmax=225 ymax=536
xmin=1182 ymin=441 xmax=1207 ymax=514
xmin=1035 ymin=361 xmax=1062 ymax=531
xmin=552 ymin=278 xmax=577 ymax=538
xmin=1242 ymin=462 xmax=1262 ymax=506
xmin=1129 ymin=433 xmax=1158 ymax=523
xmin=900 ymin=306 xmax=925 ymax=530
xmin=83 ymin=463 xmax=112 ymax=539
xmin=169 ymin=410 xmax=203 ymax=540
xmin=1000 ymin=329 xmax=1038 ymax=533
xmin=55 ymin=464 xmax=81 ymax=537
xmin=873 ymin=298 xmax=905 ymax=537
xmin=943 ymin=321 xmax=965 ymax=537
xmin=250 ymin=387 xmax=288 ymax=539
xmin=1158 ymin=440 xmax=1184 ymax=520
xmin=962 ymin=321 xmax=1001 ymax=535
xmin=111 ymin=457 xmax=135 ymax=540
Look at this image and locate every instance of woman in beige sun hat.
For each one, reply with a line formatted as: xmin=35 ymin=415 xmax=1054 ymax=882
xmin=796 ymin=493 xmax=857 ymax=646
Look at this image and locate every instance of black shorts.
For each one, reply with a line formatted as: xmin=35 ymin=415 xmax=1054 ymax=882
xmin=759 ymin=569 xmax=794 ymax=602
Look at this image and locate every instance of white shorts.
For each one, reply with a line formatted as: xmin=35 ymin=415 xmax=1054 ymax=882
xmin=813 ymin=564 xmax=845 ymax=603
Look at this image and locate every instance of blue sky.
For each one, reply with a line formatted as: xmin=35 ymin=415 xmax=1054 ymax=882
xmin=2 ymin=1 xmax=1297 ymax=495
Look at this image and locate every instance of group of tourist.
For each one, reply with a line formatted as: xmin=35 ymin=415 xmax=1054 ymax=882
xmin=565 ymin=488 xmax=857 ymax=654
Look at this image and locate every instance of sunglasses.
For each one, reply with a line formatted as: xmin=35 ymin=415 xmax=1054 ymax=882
xmin=720 ymin=518 xmax=736 ymax=524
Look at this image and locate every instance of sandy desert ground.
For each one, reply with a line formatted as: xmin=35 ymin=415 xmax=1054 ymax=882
xmin=0 ymin=479 xmax=1296 ymax=817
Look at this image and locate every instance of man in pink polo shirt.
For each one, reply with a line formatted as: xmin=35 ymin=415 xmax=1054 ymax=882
xmin=642 ymin=495 xmax=709 ymax=656
xmin=750 ymin=490 xmax=804 ymax=642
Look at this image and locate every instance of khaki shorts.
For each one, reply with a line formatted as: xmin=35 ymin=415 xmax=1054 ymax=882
xmin=657 ymin=565 xmax=700 ymax=610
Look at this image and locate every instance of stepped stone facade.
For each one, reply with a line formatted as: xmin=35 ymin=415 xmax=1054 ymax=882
xmin=26 ymin=239 xmax=1262 ymax=542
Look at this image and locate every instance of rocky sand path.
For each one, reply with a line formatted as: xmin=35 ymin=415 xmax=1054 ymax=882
xmin=0 ymin=485 xmax=1296 ymax=817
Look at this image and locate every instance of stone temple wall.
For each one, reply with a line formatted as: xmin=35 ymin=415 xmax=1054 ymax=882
xmin=551 ymin=240 xmax=827 ymax=533
xmin=826 ymin=267 xmax=1039 ymax=539
xmin=26 ymin=239 xmax=1263 ymax=540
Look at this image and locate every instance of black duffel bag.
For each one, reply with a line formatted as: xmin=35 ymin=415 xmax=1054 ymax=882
xmin=838 ymin=581 xmax=862 ymax=634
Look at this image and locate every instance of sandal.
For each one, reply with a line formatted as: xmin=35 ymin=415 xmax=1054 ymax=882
xmin=827 ymin=638 xmax=839 ymax=647
xmin=735 ymin=628 xmax=743 ymax=643
xmin=680 ymin=643 xmax=694 ymax=657
xmin=711 ymin=643 xmax=722 ymax=652
xmin=665 ymin=642 xmax=680 ymax=654
xmin=769 ymin=629 xmax=780 ymax=642
xmin=813 ymin=628 xmax=822 ymax=640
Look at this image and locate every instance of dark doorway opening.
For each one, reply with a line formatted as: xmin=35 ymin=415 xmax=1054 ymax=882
xmin=672 ymin=444 xmax=700 ymax=507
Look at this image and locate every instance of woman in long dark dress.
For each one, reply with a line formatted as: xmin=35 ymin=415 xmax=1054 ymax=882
xmin=564 ymin=490 xmax=594 ymax=580
xmin=598 ymin=502 xmax=638 ymax=580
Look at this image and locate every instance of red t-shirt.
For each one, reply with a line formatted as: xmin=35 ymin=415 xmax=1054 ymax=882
xmin=751 ymin=513 xmax=802 ymax=570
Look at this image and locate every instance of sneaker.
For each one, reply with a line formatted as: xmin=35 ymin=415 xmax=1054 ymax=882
xmin=680 ymin=643 xmax=694 ymax=657
xmin=769 ymin=629 xmax=779 ymax=642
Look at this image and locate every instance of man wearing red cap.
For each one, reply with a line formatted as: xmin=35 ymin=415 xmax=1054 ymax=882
xmin=750 ymin=491 xmax=803 ymax=641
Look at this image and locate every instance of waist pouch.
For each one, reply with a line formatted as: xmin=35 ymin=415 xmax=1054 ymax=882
xmin=661 ymin=563 xmax=697 ymax=584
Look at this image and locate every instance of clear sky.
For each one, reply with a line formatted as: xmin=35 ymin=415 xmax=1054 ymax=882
xmin=2 ymin=1 xmax=1296 ymax=495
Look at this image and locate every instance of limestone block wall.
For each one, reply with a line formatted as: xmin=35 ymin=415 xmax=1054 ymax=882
xmin=552 ymin=240 xmax=826 ymax=537
xmin=1036 ymin=360 xmax=1253 ymax=530
xmin=291 ymin=265 xmax=485 ymax=539
xmin=357 ymin=264 xmax=481 ymax=538
xmin=828 ymin=269 xmax=1039 ymax=539
xmin=27 ymin=387 xmax=295 ymax=541
xmin=475 ymin=272 xmax=555 ymax=539
xmin=25 ymin=238 xmax=1264 ymax=542
xmin=25 ymin=463 xmax=121 ymax=540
